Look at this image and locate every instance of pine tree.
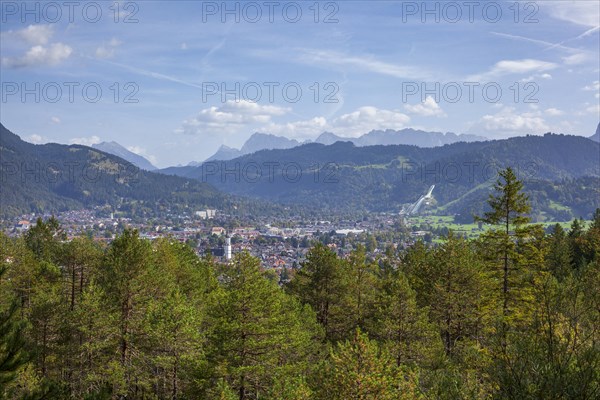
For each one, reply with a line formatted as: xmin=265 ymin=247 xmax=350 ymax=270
xmin=0 ymin=267 xmax=29 ymax=393
xmin=428 ymin=232 xmax=496 ymax=396
xmin=369 ymin=268 xmax=440 ymax=367
xmin=144 ymin=289 xmax=203 ymax=399
xmin=207 ymin=252 xmax=321 ymax=400
xmin=322 ymin=329 xmax=422 ymax=400
xmin=398 ymin=240 xmax=433 ymax=309
xmin=24 ymin=216 xmax=65 ymax=263
xmin=492 ymin=273 xmax=600 ymax=398
xmin=71 ymin=282 xmax=118 ymax=398
xmin=568 ymin=218 xmax=587 ymax=270
xmin=287 ymin=243 xmax=349 ymax=342
xmin=99 ymin=229 xmax=155 ymax=396
xmin=476 ymin=167 xmax=535 ymax=327
xmin=545 ymin=224 xmax=573 ymax=280
xmin=345 ymin=245 xmax=377 ymax=334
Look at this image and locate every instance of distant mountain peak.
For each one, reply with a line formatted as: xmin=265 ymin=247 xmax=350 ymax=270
xmin=240 ymin=132 xmax=300 ymax=154
xmin=315 ymin=132 xmax=350 ymax=145
xmin=204 ymin=144 xmax=243 ymax=162
xmin=202 ymin=132 xmax=301 ymax=163
xmin=591 ymin=122 xmax=600 ymax=142
xmin=92 ymin=141 xmax=157 ymax=171
xmin=196 ymin=127 xmax=488 ymax=166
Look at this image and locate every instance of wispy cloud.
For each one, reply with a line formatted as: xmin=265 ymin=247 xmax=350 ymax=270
xmin=292 ymin=48 xmax=431 ymax=80
xmin=466 ymin=59 xmax=557 ymax=81
xmin=490 ymin=31 xmax=594 ymax=66
xmin=490 ymin=32 xmax=582 ymax=54
xmin=95 ymin=58 xmax=205 ymax=89
xmin=542 ymin=2 xmax=600 ymax=28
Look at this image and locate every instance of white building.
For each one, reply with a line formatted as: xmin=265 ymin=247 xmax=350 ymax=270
xmin=224 ymin=236 xmax=232 ymax=260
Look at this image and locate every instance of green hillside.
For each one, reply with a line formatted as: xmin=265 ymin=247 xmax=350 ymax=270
xmin=162 ymin=134 xmax=600 ymax=219
xmin=0 ymin=123 xmax=226 ymax=217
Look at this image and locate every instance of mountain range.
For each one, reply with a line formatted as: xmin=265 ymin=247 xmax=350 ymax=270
xmin=3 ymin=121 xmax=599 ymax=221
xmin=321 ymin=128 xmax=486 ymax=147
xmin=196 ymin=129 xmax=487 ymax=163
xmin=162 ymin=131 xmax=600 ymax=220
xmin=0 ymin=123 xmax=224 ymax=217
xmin=92 ymin=141 xmax=157 ymax=171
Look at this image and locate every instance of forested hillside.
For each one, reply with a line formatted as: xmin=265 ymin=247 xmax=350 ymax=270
xmin=2 ymin=170 xmax=599 ymax=399
xmin=0 ymin=123 xmax=225 ymax=217
xmin=162 ymin=133 xmax=600 ymax=219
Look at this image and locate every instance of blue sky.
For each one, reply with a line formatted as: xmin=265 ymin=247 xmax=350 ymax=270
xmin=1 ymin=0 xmax=599 ymax=167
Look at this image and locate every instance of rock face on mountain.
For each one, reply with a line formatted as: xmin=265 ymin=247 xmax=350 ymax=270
xmin=590 ymin=122 xmax=600 ymax=142
xmin=204 ymin=145 xmax=243 ymax=162
xmin=200 ymin=129 xmax=487 ymax=163
xmin=352 ymin=129 xmax=486 ymax=147
xmin=201 ymin=133 xmax=301 ymax=162
xmin=240 ymin=133 xmax=300 ymax=154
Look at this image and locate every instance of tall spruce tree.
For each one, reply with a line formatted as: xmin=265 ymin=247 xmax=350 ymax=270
xmin=476 ymin=167 xmax=534 ymax=326
xmin=0 ymin=267 xmax=28 ymax=394
xmin=321 ymin=329 xmax=422 ymax=400
xmin=287 ymin=243 xmax=349 ymax=342
xmin=207 ymin=252 xmax=321 ymax=400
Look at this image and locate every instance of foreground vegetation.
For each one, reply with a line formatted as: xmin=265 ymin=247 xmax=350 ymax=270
xmin=1 ymin=169 xmax=599 ymax=399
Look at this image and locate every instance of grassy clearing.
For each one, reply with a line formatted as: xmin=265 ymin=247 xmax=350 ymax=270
xmin=407 ymin=214 xmax=588 ymax=239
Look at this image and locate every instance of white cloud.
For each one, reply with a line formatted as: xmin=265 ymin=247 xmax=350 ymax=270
xmin=404 ymin=96 xmax=446 ymax=117
xmin=583 ymin=81 xmax=600 ymax=91
xmin=219 ymin=100 xmax=289 ymax=116
xmin=521 ymin=73 xmax=553 ymax=83
xmin=180 ymin=42 xmax=188 ymax=50
xmin=127 ymin=146 xmax=158 ymax=165
xmin=70 ymin=136 xmax=101 ymax=146
xmin=467 ymin=59 xmax=557 ymax=81
xmin=545 ymin=108 xmax=564 ymax=116
xmin=263 ymin=117 xmax=329 ymax=138
xmin=96 ymin=38 xmax=122 ymax=59
xmin=2 ymin=42 xmax=72 ymax=68
xmin=14 ymin=25 xmax=54 ymax=45
xmin=26 ymin=134 xmax=48 ymax=144
xmin=179 ymin=102 xmax=412 ymax=140
xmin=469 ymin=106 xmax=549 ymax=137
xmin=1 ymin=25 xmax=54 ymax=45
xmin=127 ymin=146 xmax=144 ymax=155
xmin=178 ymin=100 xmax=291 ymax=135
xmin=51 ymin=116 xmax=61 ymax=124
xmin=543 ymin=2 xmax=600 ymax=27
xmin=583 ymin=81 xmax=600 ymax=99
xmin=95 ymin=47 xmax=114 ymax=59
xmin=331 ymin=107 xmax=411 ymax=137
xmin=582 ymin=104 xmax=600 ymax=116
xmin=261 ymin=106 xmax=412 ymax=138
xmin=562 ymin=53 xmax=591 ymax=65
